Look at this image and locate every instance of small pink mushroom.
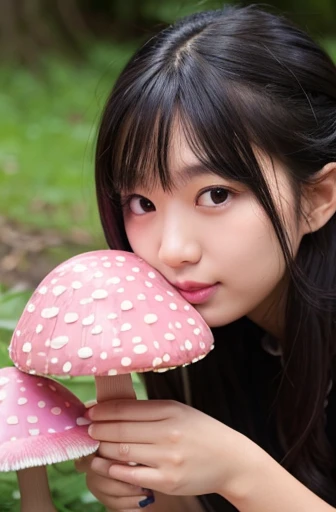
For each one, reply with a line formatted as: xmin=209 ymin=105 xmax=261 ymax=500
xmin=9 ymin=250 xmax=214 ymax=404
xmin=0 ymin=367 xmax=99 ymax=512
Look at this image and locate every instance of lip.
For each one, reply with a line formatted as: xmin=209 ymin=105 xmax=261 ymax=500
xmin=174 ymin=281 xmax=219 ymax=305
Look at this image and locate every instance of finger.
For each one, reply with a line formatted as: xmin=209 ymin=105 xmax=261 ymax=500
xmin=86 ymin=470 xmax=145 ymax=497
xmin=98 ymin=441 xmax=159 ymax=467
xmin=74 ymin=454 xmax=95 ymax=473
xmin=108 ymin=463 xmax=162 ymax=491
xmin=86 ymin=399 xmax=176 ymax=422
xmin=90 ymin=488 xmax=152 ymax=510
xmin=89 ymin=421 xmax=160 ymax=444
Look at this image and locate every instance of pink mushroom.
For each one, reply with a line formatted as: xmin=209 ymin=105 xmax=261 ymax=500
xmin=9 ymin=250 xmax=214 ymax=404
xmin=0 ymin=367 xmax=99 ymax=512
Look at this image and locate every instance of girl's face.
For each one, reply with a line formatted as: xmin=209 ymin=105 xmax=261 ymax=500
xmin=122 ymin=126 xmax=306 ymax=335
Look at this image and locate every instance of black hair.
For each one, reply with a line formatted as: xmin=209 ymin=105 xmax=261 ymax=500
xmin=95 ymin=4 xmax=336 ymax=508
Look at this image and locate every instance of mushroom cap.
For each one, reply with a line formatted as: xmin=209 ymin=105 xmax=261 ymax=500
xmin=0 ymin=367 xmax=99 ymax=472
xmin=9 ymin=250 xmax=214 ymax=377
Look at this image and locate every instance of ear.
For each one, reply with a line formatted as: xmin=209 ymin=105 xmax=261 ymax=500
xmin=302 ymin=162 xmax=336 ymax=234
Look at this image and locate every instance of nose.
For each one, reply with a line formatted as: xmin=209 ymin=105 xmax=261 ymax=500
xmin=158 ymin=218 xmax=202 ymax=268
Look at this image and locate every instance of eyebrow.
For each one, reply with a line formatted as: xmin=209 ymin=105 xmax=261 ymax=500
xmin=173 ymin=163 xmax=216 ymax=187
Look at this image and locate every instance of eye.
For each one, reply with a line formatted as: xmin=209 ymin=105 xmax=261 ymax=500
xmin=197 ymin=187 xmax=230 ymax=207
xmin=127 ymin=195 xmax=155 ymax=215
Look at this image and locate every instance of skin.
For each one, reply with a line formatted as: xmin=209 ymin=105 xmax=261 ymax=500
xmin=76 ymin=125 xmax=336 ymax=510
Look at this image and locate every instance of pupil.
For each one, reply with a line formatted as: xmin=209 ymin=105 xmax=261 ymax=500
xmin=211 ymin=188 xmax=227 ymax=204
xmin=140 ymin=198 xmax=153 ymax=211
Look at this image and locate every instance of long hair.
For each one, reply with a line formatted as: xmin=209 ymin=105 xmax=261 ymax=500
xmin=94 ymin=5 xmax=336 ymax=505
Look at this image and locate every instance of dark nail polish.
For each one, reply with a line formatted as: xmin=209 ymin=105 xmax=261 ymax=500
xmin=139 ymin=495 xmax=155 ymax=508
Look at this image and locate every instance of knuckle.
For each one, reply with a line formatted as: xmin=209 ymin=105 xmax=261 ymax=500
xmin=168 ymin=450 xmax=183 ymax=467
xmin=167 ymin=427 xmax=182 ymax=444
xmin=163 ymin=471 xmax=181 ymax=494
xmin=118 ymin=442 xmax=130 ymax=459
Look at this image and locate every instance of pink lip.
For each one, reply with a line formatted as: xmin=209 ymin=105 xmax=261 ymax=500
xmin=174 ymin=282 xmax=218 ymax=305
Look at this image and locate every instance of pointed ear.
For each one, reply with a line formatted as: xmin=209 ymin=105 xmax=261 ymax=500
xmin=302 ymin=162 xmax=336 ymax=234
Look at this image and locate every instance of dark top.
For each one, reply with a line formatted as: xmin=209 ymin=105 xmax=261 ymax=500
xmin=143 ymin=318 xmax=336 ymax=511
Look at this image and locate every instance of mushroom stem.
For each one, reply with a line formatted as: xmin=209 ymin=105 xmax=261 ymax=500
xmin=17 ymin=466 xmax=57 ymax=512
xmin=95 ymin=374 xmax=136 ymax=402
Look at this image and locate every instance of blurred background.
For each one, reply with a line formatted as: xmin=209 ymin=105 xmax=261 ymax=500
xmin=0 ymin=1 xmax=335 ymax=510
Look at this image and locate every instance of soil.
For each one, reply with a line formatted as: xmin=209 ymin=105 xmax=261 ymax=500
xmin=0 ymin=215 xmax=101 ymax=290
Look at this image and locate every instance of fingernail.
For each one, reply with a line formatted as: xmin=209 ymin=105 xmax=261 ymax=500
xmin=139 ymin=495 xmax=155 ymax=508
xmin=88 ymin=424 xmax=93 ymax=436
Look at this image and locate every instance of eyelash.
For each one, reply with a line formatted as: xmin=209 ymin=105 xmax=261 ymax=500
xmin=121 ymin=186 xmax=235 ymax=214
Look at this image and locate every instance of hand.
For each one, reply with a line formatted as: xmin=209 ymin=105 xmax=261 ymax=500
xmin=75 ymin=454 xmax=155 ymax=510
xmin=86 ymin=399 xmax=258 ymax=498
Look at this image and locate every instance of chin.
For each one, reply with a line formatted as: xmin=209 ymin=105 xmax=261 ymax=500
xmin=194 ymin=305 xmax=243 ymax=328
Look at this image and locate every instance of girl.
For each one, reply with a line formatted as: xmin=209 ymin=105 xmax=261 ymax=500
xmin=76 ymin=5 xmax=336 ymax=511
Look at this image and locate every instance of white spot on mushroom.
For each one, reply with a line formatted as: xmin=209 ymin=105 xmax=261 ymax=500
xmin=20 ymin=387 xmax=26 ymax=392
xmin=132 ymin=267 xmax=140 ymax=272
xmin=108 ymin=369 xmax=118 ymax=376
xmin=51 ymin=407 xmax=62 ymax=416
xmin=76 ymin=417 xmax=91 ymax=426
xmin=72 ymin=281 xmax=83 ymax=289
xmin=121 ymin=300 xmax=133 ymax=311
xmin=200 ymin=341 xmax=205 ymax=349
xmin=184 ymin=305 xmax=190 ymax=311
xmin=145 ymin=281 xmax=153 ymax=288
xmin=27 ymin=304 xmax=36 ymax=313
xmin=38 ymin=286 xmax=48 ymax=295
xmin=169 ymin=303 xmax=177 ymax=310
xmin=29 ymin=429 xmax=40 ymax=436
xmin=38 ymin=401 xmax=46 ymax=408
xmin=100 ymin=352 xmax=107 ymax=360
xmin=7 ymin=416 xmax=19 ymax=425
xmin=153 ymin=341 xmax=160 ymax=349
xmin=126 ymin=275 xmax=135 ymax=281
xmin=16 ymin=330 xmax=21 ymax=337
xmin=27 ymin=416 xmax=38 ymax=424
xmin=50 ymin=336 xmax=69 ymax=350
xmin=65 ymin=402 xmax=70 ymax=408
xmin=103 ymin=262 xmax=111 ymax=268
xmin=116 ymin=255 xmax=126 ymax=262
xmin=108 ymin=313 xmax=118 ymax=320
xmin=37 ymin=352 xmax=46 ymax=357
xmin=107 ymin=277 xmax=120 ymax=285
xmin=167 ymin=291 xmax=174 ymax=296
xmin=63 ymin=362 xmax=72 ymax=373
xmin=175 ymin=322 xmax=182 ymax=329
xmin=121 ymin=357 xmax=132 ymax=366
xmin=194 ymin=328 xmax=201 ymax=335
xmin=51 ymin=279 xmax=58 ymax=284
xmin=120 ymin=323 xmax=132 ymax=332
xmin=117 ymin=287 xmax=124 ymax=293
xmin=73 ymin=264 xmax=87 ymax=272
xmin=0 ymin=377 xmax=9 ymax=386
xmin=185 ymin=340 xmax=193 ymax=350
xmin=187 ymin=318 xmax=196 ymax=325
xmin=144 ymin=314 xmax=158 ymax=324
xmin=49 ymin=385 xmax=56 ymax=392
xmin=22 ymin=342 xmax=32 ymax=353
xmin=133 ymin=345 xmax=148 ymax=355
xmin=78 ymin=347 xmax=93 ymax=359
xmin=116 ymin=262 xmax=123 ymax=267
xmin=132 ymin=336 xmax=142 ymax=344
xmin=148 ymin=272 xmax=156 ymax=278
xmin=36 ymin=383 xmax=43 ymax=387
xmin=18 ymin=397 xmax=27 ymax=405
xmin=36 ymin=324 xmax=43 ymax=334
xmin=101 ymin=256 xmax=108 ymax=261
xmin=41 ymin=307 xmax=59 ymax=319
xmin=80 ymin=298 xmax=93 ymax=305
xmin=163 ymin=354 xmax=171 ymax=362
xmin=82 ymin=314 xmax=95 ymax=326
xmin=92 ymin=289 xmax=108 ymax=300
xmin=112 ymin=338 xmax=121 ymax=347
xmin=0 ymin=391 xmax=6 ymax=401
xmin=64 ymin=312 xmax=79 ymax=324
xmin=155 ymin=295 xmax=164 ymax=302
xmin=45 ymin=339 xmax=50 ymax=347
xmin=164 ymin=333 xmax=175 ymax=341
xmin=137 ymin=293 xmax=146 ymax=300
xmin=94 ymin=271 xmax=103 ymax=278
xmin=48 ymin=428 xmax=56 ymax=434
xmin=52 ymin=285 xmax=67 ymax=296
xmin=91 ymin=325 xmax=103 ymax=335
xmin=153 ymin=357 xmax=163 ymax=367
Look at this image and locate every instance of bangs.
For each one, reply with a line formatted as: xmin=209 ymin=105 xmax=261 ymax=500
xmin=105 ymin=54 xmax=290 ymax=201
